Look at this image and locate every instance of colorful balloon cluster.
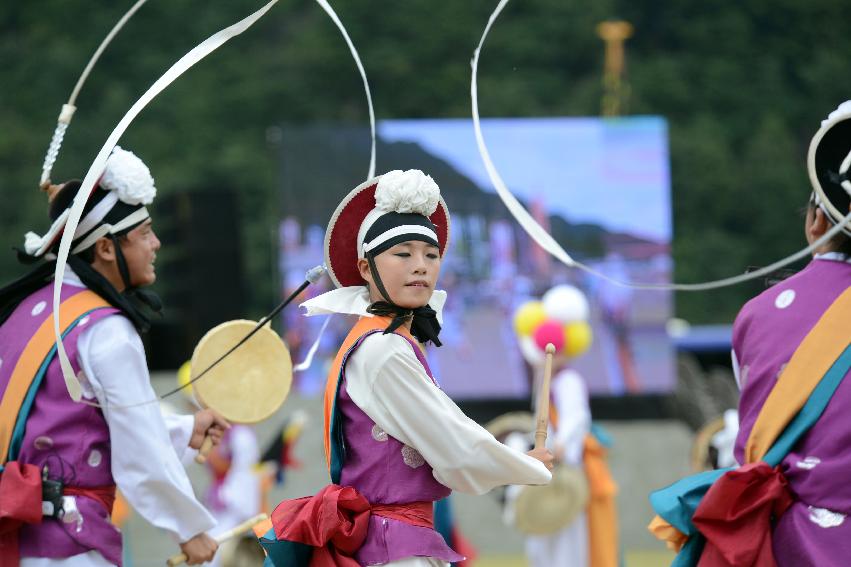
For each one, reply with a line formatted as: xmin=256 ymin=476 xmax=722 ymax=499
xmin=513 ymin=285 xmax=593 ymax=362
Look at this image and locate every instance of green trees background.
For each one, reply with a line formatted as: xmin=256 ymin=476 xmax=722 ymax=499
xmin=1 ymin=0 xmax=848 ymax=323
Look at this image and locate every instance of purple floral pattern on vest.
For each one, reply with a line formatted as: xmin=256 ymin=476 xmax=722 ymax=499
xmin=338 ymin=330 xmax=463 ymax=566
xmin=0 ymin=283 xmax=123 ymax=565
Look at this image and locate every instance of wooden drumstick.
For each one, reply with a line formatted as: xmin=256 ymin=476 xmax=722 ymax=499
xmin=194 ymin=435 xmax=214 ymax=464
xmin=165 ymin=513 xmax=269 ymax=566
xmin=534 ymin=343 xmax=556 ymax=450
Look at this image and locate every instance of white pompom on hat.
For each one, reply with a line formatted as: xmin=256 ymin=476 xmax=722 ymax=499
xmin=99 ymin=145 xmax=157 ymax=206
xmin=374 ymin=169 xmax=440 ymax=215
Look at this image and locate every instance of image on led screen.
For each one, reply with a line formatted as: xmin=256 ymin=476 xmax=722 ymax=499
xmin=275 ymin=116 xmax=673 ymax=398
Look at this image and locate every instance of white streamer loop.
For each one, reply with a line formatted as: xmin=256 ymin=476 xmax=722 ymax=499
xmin=53 ymin=0 xmax=282 ymax=401
xmin=470 ymin=0 xmax=850 ymax=292
xmin=39 ymin=0 xmax=151 ymax=188
xmin=314 ymin=0 xmax=376 ymax=180
xmin=51 ymin=0 xmax=376 ymax=403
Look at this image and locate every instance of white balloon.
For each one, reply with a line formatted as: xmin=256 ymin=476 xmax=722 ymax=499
xmin=542 ymin=285 xmax=589 ymax=323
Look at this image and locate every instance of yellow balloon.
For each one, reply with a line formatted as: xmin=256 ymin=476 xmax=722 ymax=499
xmin=176 ymin=360 xmax=193 ymax=397
xmin=564 ymin=322 xmax=593 ymax=357
xmin=513 ymin=301 xmax=547 ymax=337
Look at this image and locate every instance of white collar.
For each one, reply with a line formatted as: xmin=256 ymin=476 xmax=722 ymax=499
xmin=814 ymin=252 xmax=851 ymax=264
xmin=300 ymin=285 xmax=447 ymax=325
xmin=63 ymin=267 xmax=87 ymax=288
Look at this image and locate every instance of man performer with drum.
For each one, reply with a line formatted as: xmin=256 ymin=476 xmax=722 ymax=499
xmin=259 ymin=169 xmax=554 ymax=566
xmin=649 ymin=102 xmax=851 ymax=566
xmin=0 ymin=148 xmax=228 ymax=566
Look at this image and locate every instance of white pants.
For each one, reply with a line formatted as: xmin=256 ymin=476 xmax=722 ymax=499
xmin=526 ymin=512 xmax=588 ymax=567
xmin=22 ymin=552 xmax=115 ymax=567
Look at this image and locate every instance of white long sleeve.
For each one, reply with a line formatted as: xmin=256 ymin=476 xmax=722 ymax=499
xmin=161 ymin=412 xmax=195 ymax=461
xmin=549 ymin=369 xmax=591 ymax=466
xmin=76 ymin=314 xmax=216 ymax=542
xmin=345 ymin=332 xmax=551 ymax=495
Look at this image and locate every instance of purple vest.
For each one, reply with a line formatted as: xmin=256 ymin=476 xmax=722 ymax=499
xmin=0 ymin=283 xmax=123 ymax=565
xmin=338 ymin=330 xmax=463 ymax=566
xmin=733 ymin=257 xmax=851 ymax=565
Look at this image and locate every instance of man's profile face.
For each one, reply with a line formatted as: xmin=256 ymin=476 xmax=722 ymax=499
xmin=120 ymin=219 xmax=161 ymax=288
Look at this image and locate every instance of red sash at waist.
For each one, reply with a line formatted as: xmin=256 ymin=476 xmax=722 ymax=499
xmin=692 ymin=462 xmax=793 ymax=567
xmin=0 ymin=464 xmax=116 ymax=567
xmin=64 ymin=484 xmax=117 ymax=515
xmin=0 ymin=462 xmax=43 ymax=567
xmin=271 ymin=484 xmax=433 ymax=567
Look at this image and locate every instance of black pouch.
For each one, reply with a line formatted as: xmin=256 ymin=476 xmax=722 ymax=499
xmin=41 ymin=467 xmax=64 ymax=519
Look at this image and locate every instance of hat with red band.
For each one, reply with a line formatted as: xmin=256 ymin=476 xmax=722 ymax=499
xmin=324 ymin=170 xmax=451 ymax=289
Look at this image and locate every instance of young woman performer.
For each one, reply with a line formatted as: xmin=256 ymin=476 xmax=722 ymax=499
xmin=260 ymin=169 xmax=553 ymax=567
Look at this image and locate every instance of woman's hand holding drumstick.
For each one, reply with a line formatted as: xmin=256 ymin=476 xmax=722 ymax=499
xmin=527 ymin=343 xmax=556 ymax=471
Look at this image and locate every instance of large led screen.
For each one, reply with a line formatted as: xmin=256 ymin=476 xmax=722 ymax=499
xmin=276 ymin=117 xmax=673 ymax=398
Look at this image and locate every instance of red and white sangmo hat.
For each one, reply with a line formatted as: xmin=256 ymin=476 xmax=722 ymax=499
xmin=324 ymin=170 xmax=451 ymax=289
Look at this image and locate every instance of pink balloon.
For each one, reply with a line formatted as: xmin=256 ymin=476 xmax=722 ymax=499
xmin=533 ymin=320 xmax=566 ymax=352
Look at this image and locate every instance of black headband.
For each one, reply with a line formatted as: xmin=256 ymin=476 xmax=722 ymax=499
xmin=363 ymin=212 xmax=439 ymax=257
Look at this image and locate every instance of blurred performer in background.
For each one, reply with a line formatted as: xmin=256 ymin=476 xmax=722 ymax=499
xmin=690 ymin=409 xmax=740 ymax=473
xmin=650 ymin=102 xmax=851 ymax=566
xmin=596 ymin=254 xmax=640 ymax=392
xmin=511 ymin=285 xmax=619 ymax=567
xmin=0 ymin=148 xmax=226 ymax=567
xmin=258 ymin=169 xmax=553 ymax=567
xmin=258 ymin=409 xmax=308 ymax=512
xmin=176 ymin=362 xmax=263 ymax=567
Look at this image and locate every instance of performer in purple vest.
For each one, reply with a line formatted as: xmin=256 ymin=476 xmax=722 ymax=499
xmin=0 ymin=148 xmax=228 ymax=567
xmin=727 ymin=102 xmax=851 ymax=565
xmin=260 ymin=170 xmax=553 ymax=567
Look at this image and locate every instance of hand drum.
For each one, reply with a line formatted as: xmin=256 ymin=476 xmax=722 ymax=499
xmin=191 ymin=319 xmax=292 ymax=462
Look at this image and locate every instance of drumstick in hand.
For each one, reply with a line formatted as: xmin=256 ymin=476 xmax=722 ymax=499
xmin=194 ymin=436 xmax=214 ymax=464
xmin=534 ymin=344 xmax=556 ymax=450
xmin=165 ymin=513 xmax=268 ymax=566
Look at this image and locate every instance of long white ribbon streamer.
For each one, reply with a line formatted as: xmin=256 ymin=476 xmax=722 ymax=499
xmin=471 ymin=0 xmax=851 ymax=292
xmin=577 ymin=211 xmax=851 ymax=291
xmin=293 ymin=315 xmax=332 ymax=372
xmin=314 ymin=0 xmax=376 ymax=180
xmin=52 ymin=0 xmax=281 ymax=401
xmin=471 ymin=0 xmax=575 ymax=268
xmin=50 ymin=0 xmax=375 ymax=404
xmin=40 ymin=0 xmax=151 ymax=187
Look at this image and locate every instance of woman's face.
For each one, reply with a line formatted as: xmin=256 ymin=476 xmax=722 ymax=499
xmin=358 ymin=240 xmax=441 ymax=308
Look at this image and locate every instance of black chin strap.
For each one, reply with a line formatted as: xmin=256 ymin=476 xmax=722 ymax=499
xmin=365 ymin=252 xmax=442 ymax=346
xmin=104 ymin=235 xmax=163 ymax=331
xmin=110 ymin=234 xmax=133 ymax=291
xmin=68 ymin=254 xmax=161 ymax=333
